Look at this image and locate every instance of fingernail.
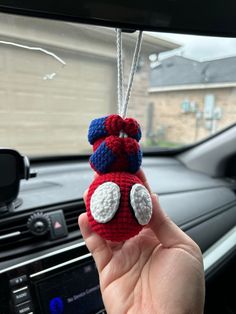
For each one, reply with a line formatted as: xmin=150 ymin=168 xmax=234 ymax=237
xmin=151 ymin=193 xmax=158 ymax=200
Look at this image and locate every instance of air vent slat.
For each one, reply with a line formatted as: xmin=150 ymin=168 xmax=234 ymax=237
xmin=64 ymin=209 xmax=84 ymax=217
xmin=67 ymin=223 xmax=79 ymax=230
xmin=65 ymin=217 xmax=78 ymax=224
xmin=0 ymin=224 xmax=28 ymax=235
xmin=0 ymin=234 xmax=36 ymax=250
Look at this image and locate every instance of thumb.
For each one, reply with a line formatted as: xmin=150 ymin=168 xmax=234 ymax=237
xmin=78 ymin=213 xmax=113 ymax=273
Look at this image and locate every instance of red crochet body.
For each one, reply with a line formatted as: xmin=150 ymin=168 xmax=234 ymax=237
xmin=86 ymin=172 xmax=143 ymax=242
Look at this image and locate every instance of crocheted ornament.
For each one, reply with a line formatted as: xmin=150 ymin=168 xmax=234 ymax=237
xmin=86 ymin=114 xmax=153 ymax=241
xmin=86 ymin=172 xmax=152 ymax=242
xmin=85 ymin=30 xmax=153 ymax=242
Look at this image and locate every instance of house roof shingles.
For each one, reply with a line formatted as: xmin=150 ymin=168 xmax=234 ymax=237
xmin=150 ymin=55 xmax=236 ymax=88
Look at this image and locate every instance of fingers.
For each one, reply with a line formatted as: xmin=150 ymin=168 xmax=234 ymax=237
xmin=80 ymin=187 xmax=113 ymax=272
xmin=83 ymin=189 xmax=88 ymax=203
xmin=135 ymin=169 xmax=194 ymax=249
xmin=149 ymin=194 xmax=195 ymax=249
xmin=136 ymin=169 xmax=192 ymax=248
xmin=136 ymin=168 xmax=152 ymax=193
xmin=78 ymin=213 xmax=113 ymax=272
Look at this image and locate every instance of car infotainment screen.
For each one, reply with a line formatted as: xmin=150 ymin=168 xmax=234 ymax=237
xmin=35 ymin=261 xmax=105 ymax=314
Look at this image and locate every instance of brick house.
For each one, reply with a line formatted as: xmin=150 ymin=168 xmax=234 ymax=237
xmin=148 ymin=55 xmax=236 ymax=146
xmin=0 ymin=13 xmax=178 ymax=156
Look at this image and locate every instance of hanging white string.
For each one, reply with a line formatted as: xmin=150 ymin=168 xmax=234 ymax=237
xmin=116 ymin=29 xmax=124 ymax=116
xmin=116 ymin=29 xmax=143 ymax=119
xmin=122 ymin=31 xmax=143 ymax=118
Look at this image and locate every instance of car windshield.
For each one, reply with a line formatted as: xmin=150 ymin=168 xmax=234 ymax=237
xmin=1 ymin=13 xmax=236 ymax=156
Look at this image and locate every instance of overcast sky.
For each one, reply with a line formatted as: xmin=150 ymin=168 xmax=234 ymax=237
xmin=149 ymin=32 xmax=236 ymax=61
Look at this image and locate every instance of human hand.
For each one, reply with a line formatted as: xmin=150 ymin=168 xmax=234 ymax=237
xmin=79 ymin=170 xmax=205 ymax=314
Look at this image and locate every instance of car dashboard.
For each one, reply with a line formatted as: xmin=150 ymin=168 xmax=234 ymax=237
xmin=0 ymin=156 xmax=236 ymax=313
xmin=0 ymin=0 xmax=236 ymax=312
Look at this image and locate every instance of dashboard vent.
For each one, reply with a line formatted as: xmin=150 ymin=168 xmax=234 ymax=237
xmin=63 ymin=205 xmax=84 ymax=233
xmin=0 ymin=215 xmax=36 ymax=252
xmin=0 ymin=201 xmax=85 ymax=261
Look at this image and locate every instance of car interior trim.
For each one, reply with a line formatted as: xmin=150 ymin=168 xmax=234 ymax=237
xmin=30 ymin=252 xmax=92 ymax=278
xmin=12 ymin=286 xmax=28 ymax=294
xmin=0 ymin=231 xmax=21 ymax=240
xmin=0 ymin=240 xmax=86 ymax=274
xmin=2 ymin=224 xmax=236 ymax=277
xmin=203 ymin=226 xmax=236 ymax=273
xmin=1 ymin=1 xmax=236 ymax=37
xmin=179 ymin=125 xmax=236 ymax=177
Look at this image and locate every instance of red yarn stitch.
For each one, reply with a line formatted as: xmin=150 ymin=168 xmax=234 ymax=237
xmin=105 ymin=136 xmax=139 ymax=172
xmin=104 ymin=115 xmax=140 ymax=139
xmin=93 ymin=137 xmax=105 ymax=152
xmin=105 ymin=136 xmax=129 ymax=172
xmin=108 ymin=154 xmax=129 ymax=172
xmin=123 ymin=137 xmax=140 ymax=154
xmin=108 ymin=137 xmax=139 ymax=172
xmin=105 ymin=135 xmax=123 ymax=156
xmin=124 ymin=117 xmax=140 ymax=138
xmin=86 ymin=172 xmax=143 ymax=241
xmin=105 ymin=114 xmax=124 ymax=136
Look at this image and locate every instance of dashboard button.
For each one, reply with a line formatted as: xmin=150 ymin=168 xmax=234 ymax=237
xmin=15 ymin=301 xmax=33 ymax=314
xmin=12 ymin=287 xmax=30 ymax=305
xmin=10 ymin=275 xmax=27 ymax=288
xmin=49 ymin=210 xmax=68 ymax=239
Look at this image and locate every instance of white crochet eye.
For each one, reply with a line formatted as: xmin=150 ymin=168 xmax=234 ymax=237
xmin=130 ymin=184 xmax=152 ymax=225
xmin=90 ymin=182 xmax=120 ymax=223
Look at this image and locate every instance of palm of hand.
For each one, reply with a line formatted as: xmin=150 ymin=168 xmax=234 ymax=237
xmin=79 ymin=170 xmax=205 ymax=314
xmin=98 ymin=227 xmax=203 ymax=314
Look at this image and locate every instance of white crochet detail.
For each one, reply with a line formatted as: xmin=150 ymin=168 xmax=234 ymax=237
xmin=130 ymin=184 xmax=152 ymax=225
xmin=90 ymin=182 xmax=120 ymax=223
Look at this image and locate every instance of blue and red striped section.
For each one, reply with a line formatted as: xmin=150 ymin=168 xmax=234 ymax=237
xmin=88 ymin=116 xmax=108 ymax=145
xmin=89 ymin=136 xmax=142 ymax=174
xmin=88 ymin=115 xmax=142 ymax=144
